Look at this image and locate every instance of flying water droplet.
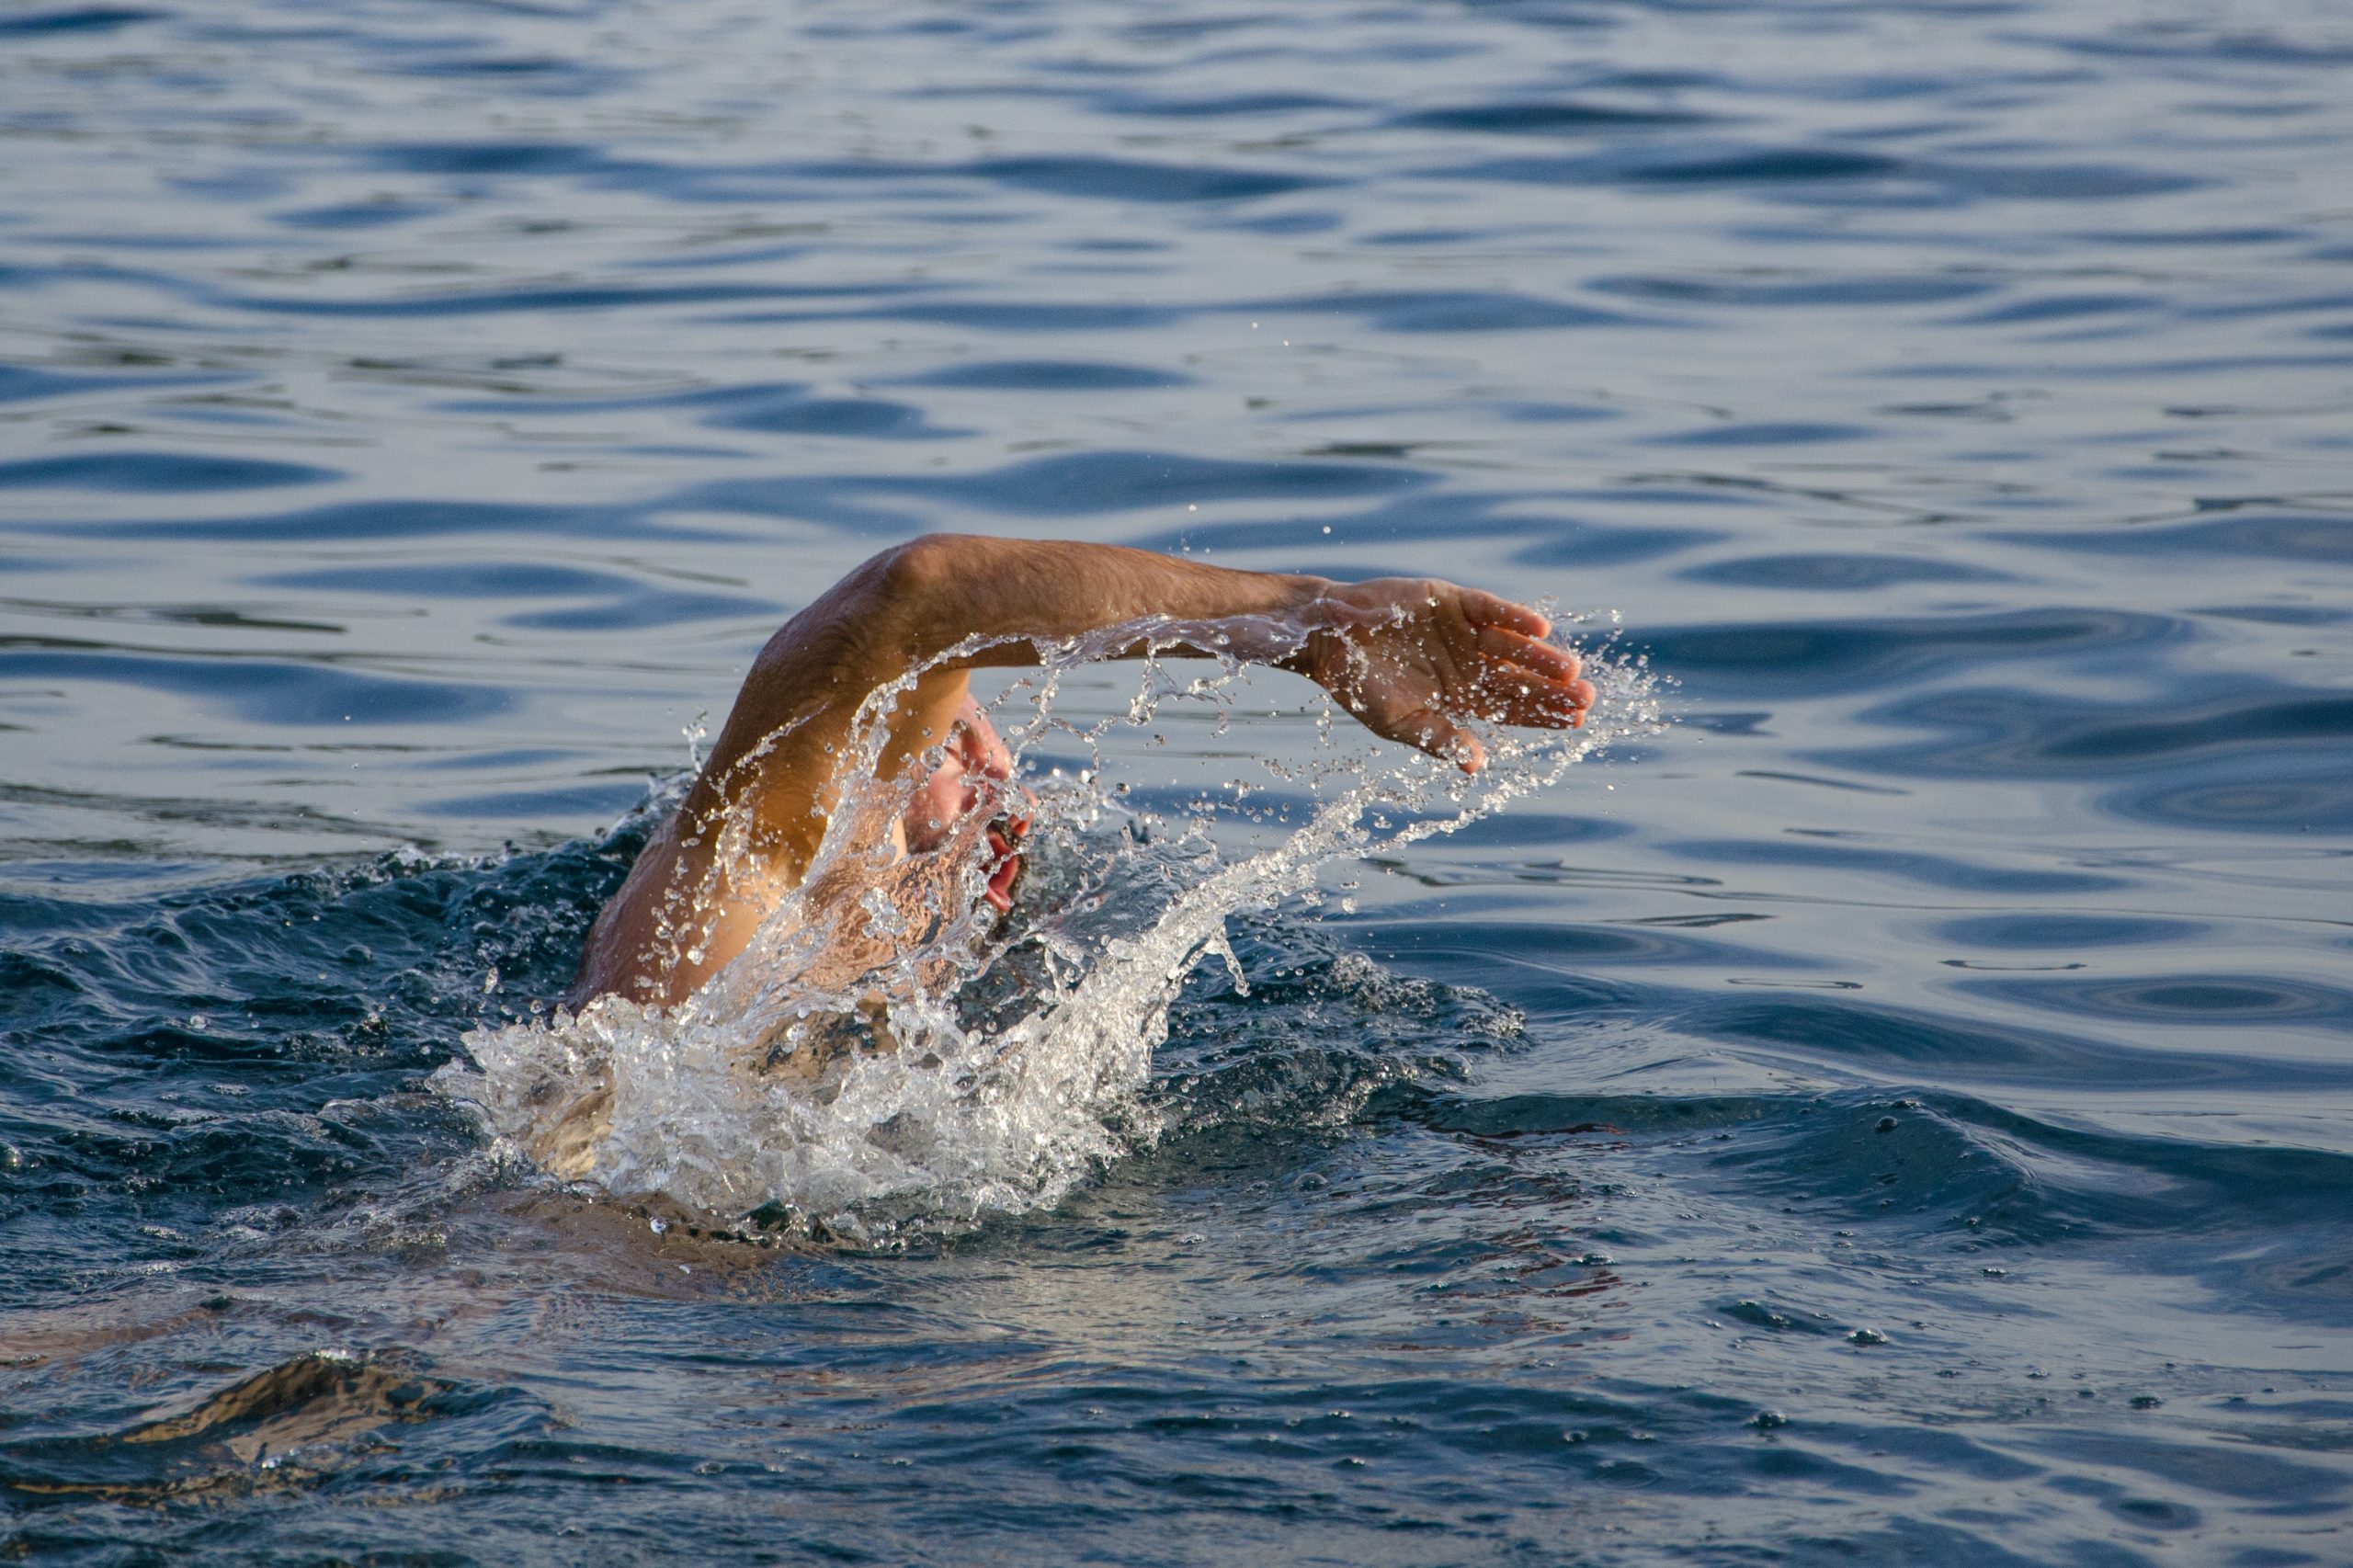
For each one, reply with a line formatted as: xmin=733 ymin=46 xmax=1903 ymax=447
xmin=436 ymin=609 xmax=1662 ymax=1238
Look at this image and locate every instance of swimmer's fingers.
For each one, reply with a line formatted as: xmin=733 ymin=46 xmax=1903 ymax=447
xmin=1392 ymin=705 xmax=1488 ymax=774
xmin=1472 ymin=675 xmax=1595 ymax=729
xmin=1468 ymin=630 xmax=1594 ymax=729
xmin=1475 ymin=625 xmax=1579 ymax=683
xmin=1458 ymin=588 xmax=1551 ymax=642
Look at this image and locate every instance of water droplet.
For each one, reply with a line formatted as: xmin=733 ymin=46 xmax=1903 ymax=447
xmin=433 ymin=608 xmax=1665 ymax=1228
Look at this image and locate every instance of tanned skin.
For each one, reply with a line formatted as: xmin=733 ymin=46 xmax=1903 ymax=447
xmin=572 ymin=534 xmax=1594 ymax=1009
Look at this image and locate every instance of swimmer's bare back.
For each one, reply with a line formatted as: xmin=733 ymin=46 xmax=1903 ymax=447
xmin=570 ymin=534 xmax=1594 ymax=1008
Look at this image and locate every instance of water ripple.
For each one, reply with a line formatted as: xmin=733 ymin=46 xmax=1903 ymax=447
xmin=5 ymin=0 xmax=2351 ymax=1556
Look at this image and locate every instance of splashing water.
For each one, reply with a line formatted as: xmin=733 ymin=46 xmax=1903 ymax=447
xmin=436 ymin=613 xmax=1662 ymax=1241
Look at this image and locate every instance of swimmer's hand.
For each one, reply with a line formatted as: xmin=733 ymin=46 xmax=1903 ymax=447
xmin=1293 ymin=579 xmax=1595 ymax=773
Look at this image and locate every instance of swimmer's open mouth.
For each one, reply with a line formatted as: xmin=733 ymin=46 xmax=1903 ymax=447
xmin=983 ymin=814 xmax=1029 ymax=912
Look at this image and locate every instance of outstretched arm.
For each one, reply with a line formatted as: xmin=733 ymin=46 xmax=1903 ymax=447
xmin=573 ymin=534 xmax=1591 ymax=1006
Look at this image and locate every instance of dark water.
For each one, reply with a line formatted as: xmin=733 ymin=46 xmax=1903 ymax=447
xmin=5 ymin=0 xmax=2352 ymax=1561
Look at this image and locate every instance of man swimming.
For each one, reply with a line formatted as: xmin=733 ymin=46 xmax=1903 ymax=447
xmin=570 ymin=534 xmax=1593 ymax=1009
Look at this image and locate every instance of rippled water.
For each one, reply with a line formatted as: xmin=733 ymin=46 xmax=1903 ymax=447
xmin=4 ymin=0 xmax=2351 ymax=1560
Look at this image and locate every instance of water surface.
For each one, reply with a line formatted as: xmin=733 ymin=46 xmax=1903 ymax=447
xmin=3 ymin=0 xmax=2351 ymax=1561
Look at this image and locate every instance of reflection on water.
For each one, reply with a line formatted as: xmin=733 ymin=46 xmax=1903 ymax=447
xmin=3 ymin=0 xmax=2351 ymax=1560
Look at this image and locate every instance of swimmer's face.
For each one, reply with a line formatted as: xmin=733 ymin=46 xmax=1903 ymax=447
xmin=901 ymin=698 xmax=1029 ymax=911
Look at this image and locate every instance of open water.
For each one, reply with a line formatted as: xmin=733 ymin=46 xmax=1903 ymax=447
xmin=3 ymin=0 xmax=2351 ymax=1562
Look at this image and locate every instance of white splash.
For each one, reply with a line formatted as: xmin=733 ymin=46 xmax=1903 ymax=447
xmin=435 ymin=612 xmax=1663 ymax=1241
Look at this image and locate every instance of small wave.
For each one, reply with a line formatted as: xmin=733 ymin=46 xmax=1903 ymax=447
xmin=0 ymin=1348 xmax=520 ymax=1506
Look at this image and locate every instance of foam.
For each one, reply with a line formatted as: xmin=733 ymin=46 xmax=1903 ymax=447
xmin=435 ymin=612 xmax=1661 ymax=1241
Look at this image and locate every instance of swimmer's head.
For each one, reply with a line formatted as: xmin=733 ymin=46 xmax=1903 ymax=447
xmin=899 ymin=699 xmax=1029 ymax=912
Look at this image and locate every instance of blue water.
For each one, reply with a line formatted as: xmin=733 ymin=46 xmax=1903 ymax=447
xmin=4 ymin=0 xmax=2351 ymax=1560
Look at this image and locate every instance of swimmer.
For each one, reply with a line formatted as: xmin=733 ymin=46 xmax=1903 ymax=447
xmin=570 ymin=534 xmax=1593 ymax=1008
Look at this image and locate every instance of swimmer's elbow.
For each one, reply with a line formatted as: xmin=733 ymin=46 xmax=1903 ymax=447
xmin=874 ymin=532 xmax=983 ymax=604
xmin=762 ymin=534 xmax=984 ymax=678
xmin=865 ymin=533 xmax=1006 ymax=662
